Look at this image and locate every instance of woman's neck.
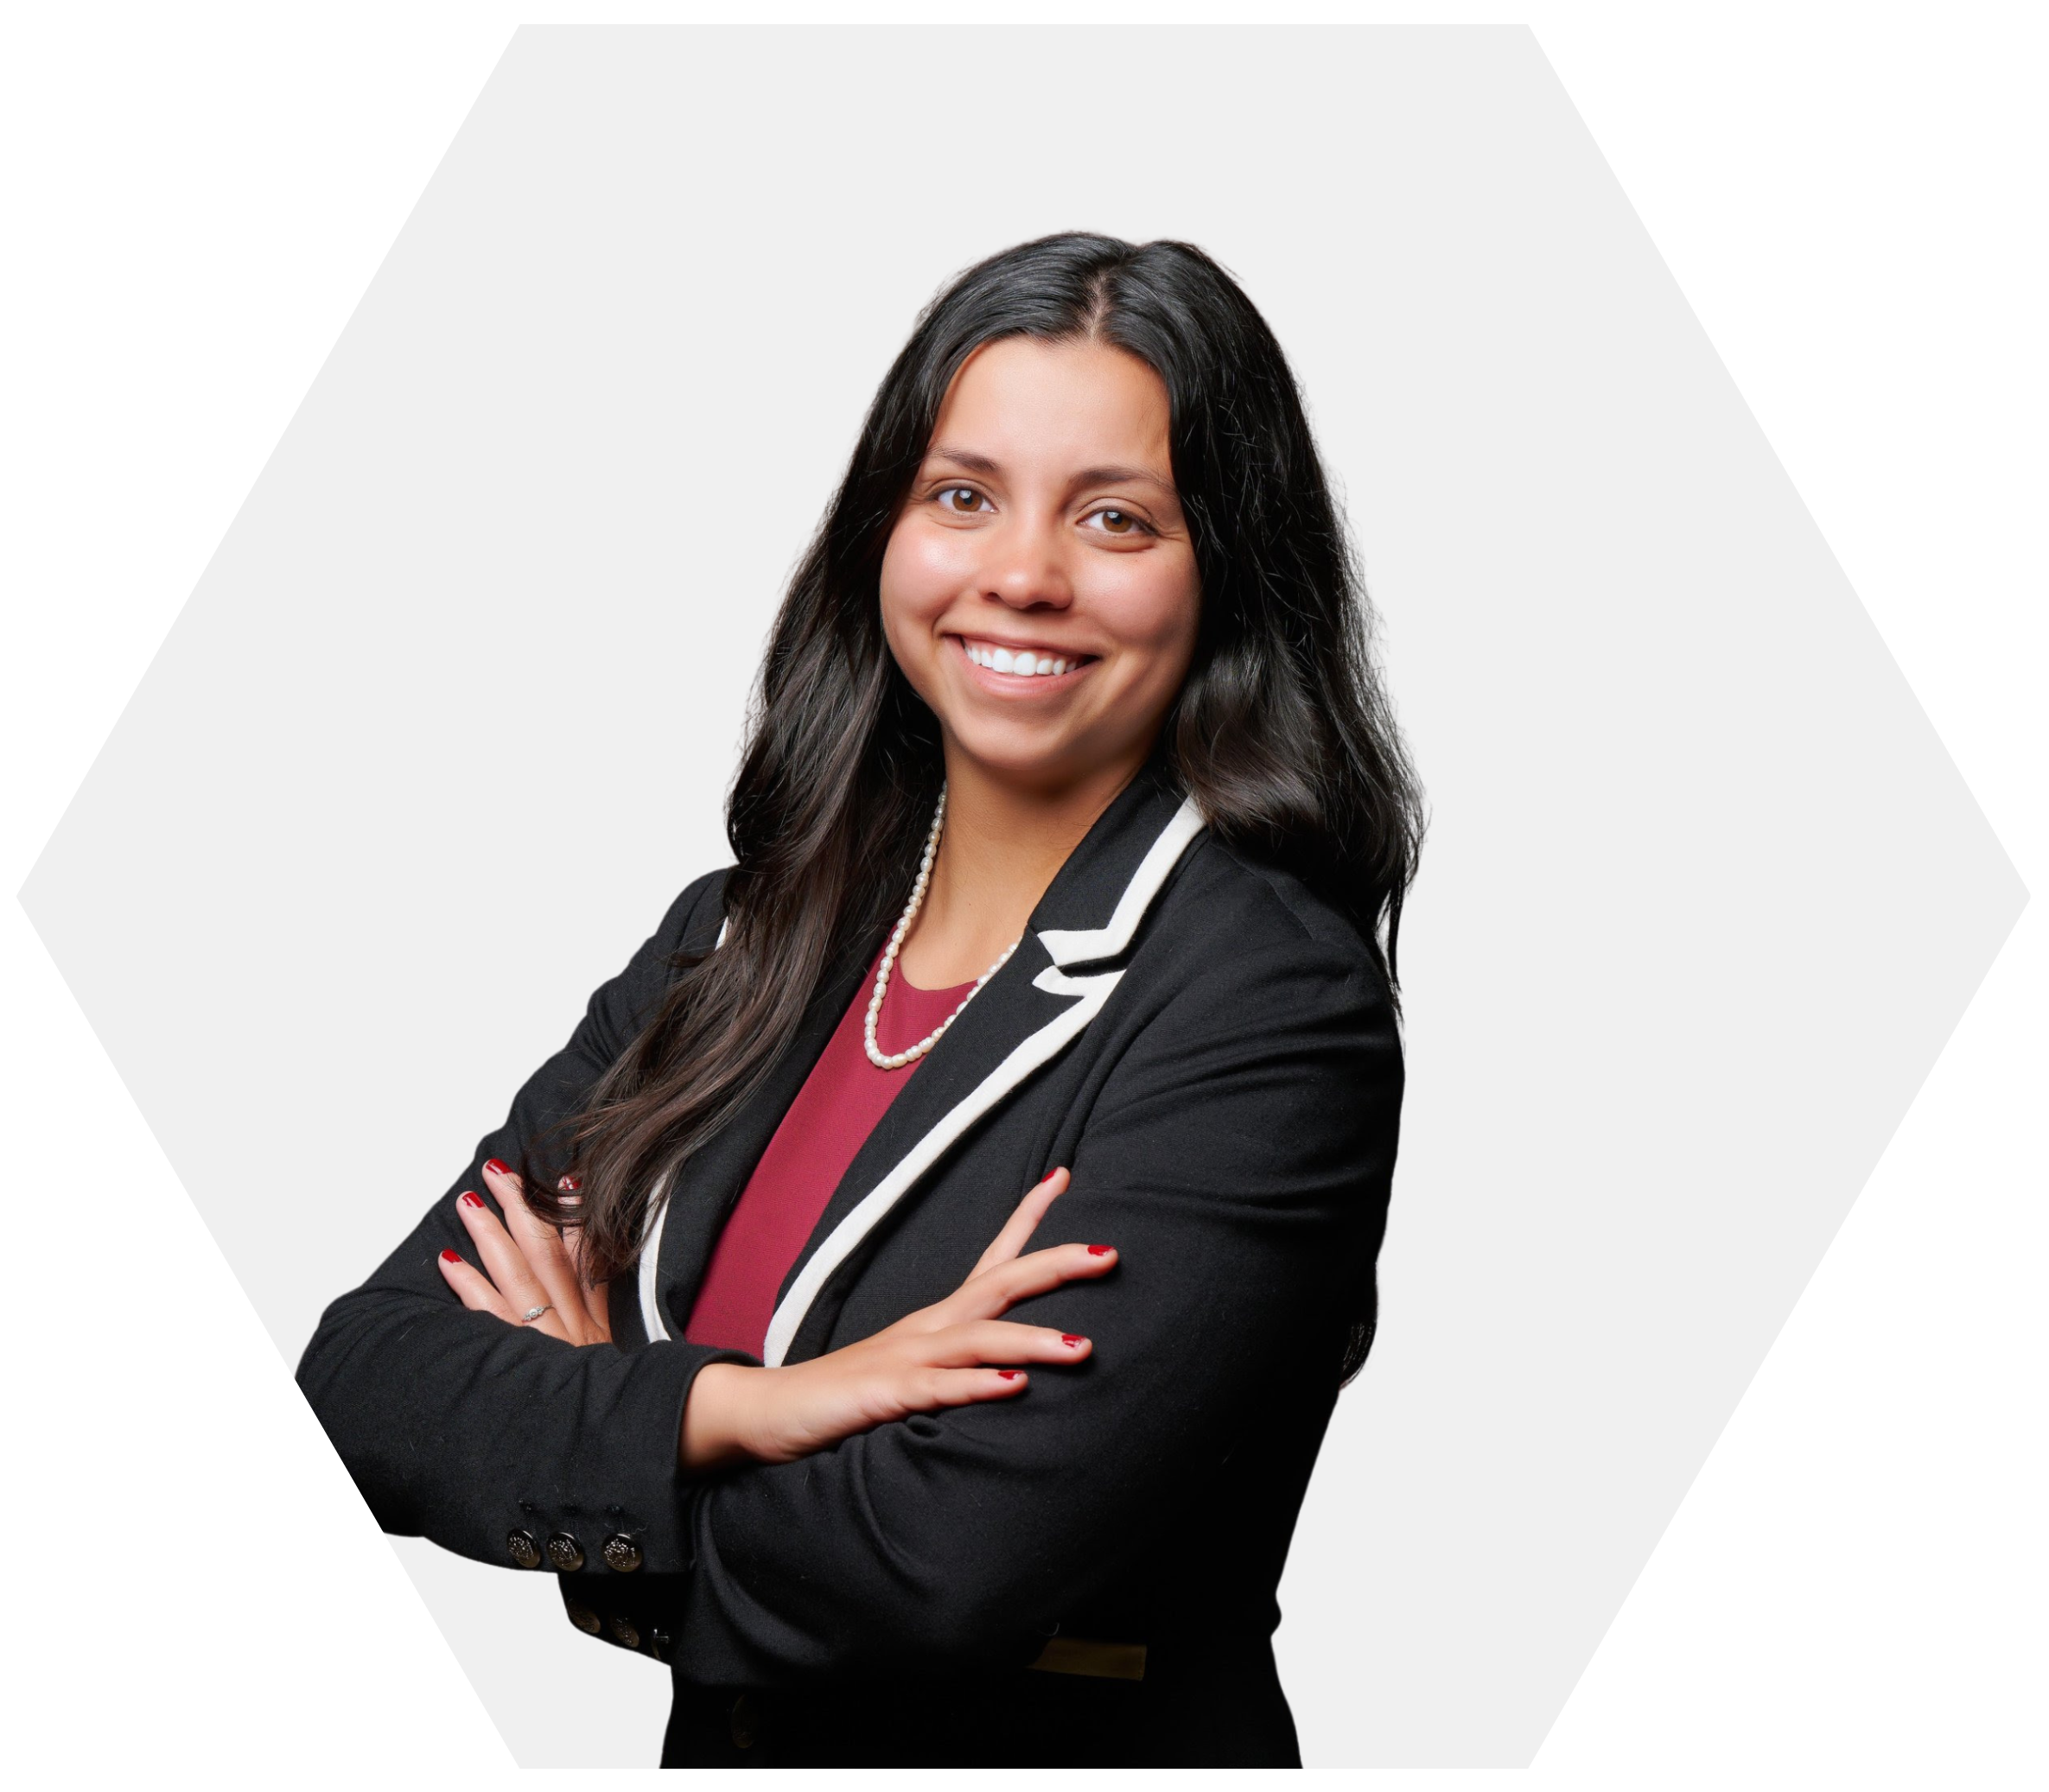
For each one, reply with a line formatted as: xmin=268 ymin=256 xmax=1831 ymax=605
xmin=894 ymin=747 xmax=1143 ymax=990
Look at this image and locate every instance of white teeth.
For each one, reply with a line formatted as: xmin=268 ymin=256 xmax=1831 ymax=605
xmin=963 ymin=640 xmax=1079 ymax=676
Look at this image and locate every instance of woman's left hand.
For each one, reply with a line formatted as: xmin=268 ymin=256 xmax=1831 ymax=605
xmin=436 ymin=1160 xmax=612 ymax=1345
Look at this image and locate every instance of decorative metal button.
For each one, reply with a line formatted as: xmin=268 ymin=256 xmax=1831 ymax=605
xmin=506 ymin=1529 xmax=542 ymax=1570
xmin=545 ymin=1532 xmax=585 ymax=1573
xmin=601 ymin=1534 xmax=644 ymax=1573
xmin=566 ymin=1601 xmax=601 ymax=1635
xmin=729 ymin=1694 xmax=760 ymax=1751
xmin=648 ymin=1628 xmax=672 ymax=1663
xmin=608 ymin=1616 xmax=640 ymax=1649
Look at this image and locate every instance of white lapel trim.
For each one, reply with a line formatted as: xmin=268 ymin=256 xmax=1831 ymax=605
xmin=638 ymin=1172 xmax=675 ymax=1343
xmin=1035 ymin=795 xmax=1204 ymax=968
xmin=760 ymin=964 xmax=1122 ymax=1367
xmin=652 ymin=795 xmax=1206 ymax=1362
xmin=638 ymin=915 xmax=729 ymax=1343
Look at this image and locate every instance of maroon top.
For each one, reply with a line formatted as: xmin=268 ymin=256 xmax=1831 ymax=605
xmin=681 ymin=952 xmax=977 ymax=1359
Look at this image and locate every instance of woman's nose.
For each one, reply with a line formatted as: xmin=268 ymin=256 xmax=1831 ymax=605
xmin=982 ymin=519 xmax=1074 ymax=611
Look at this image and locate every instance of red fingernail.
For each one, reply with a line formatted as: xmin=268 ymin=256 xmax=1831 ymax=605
xmin=1061 ymin=1334 xmax=1085 ymax=1347
xmin=1087 ymin=1244 xmax=1113 ymax=1256
xmin=559 ymin=1174 xmax=582 ymax=1191
xmin=460 ymin=1191 xmax=483 ymax=1209
xmin=997 ymin=1370 xmax=1022 ymax=1381
xmin=484 ymin=1159 xmax=510 ymax=1177
xmin=440 ymin=1249 xmax=462 ymax=1264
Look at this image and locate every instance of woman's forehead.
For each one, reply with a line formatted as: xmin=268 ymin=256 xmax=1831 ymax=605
xmin=926 ymin=337 xmax=1173 ymax=480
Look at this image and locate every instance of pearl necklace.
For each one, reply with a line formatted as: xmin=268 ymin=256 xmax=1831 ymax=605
xmin=864 ymin=785 xmax=1019 ymax=1071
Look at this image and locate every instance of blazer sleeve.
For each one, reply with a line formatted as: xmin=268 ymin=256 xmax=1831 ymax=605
xmin=659 ymin=906 xmax=1401 ymax=1681
xmin=295 ymin=868 xmax=754 ymax=1579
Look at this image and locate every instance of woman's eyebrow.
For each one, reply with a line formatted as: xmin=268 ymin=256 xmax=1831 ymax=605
xmin=1067 ymin=464 xmax=1175 ymax=496
xmin=924 ymin=447 xmax=1175 ymax=498
xmin=926 ymin=445 xmax=1001 ymax=475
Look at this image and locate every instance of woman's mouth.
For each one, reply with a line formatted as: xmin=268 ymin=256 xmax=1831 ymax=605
xmin=955 ymin=636 xmax=1096 ymax=683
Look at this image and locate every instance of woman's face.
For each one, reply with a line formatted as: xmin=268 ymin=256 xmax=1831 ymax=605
xmin=880 ymin=335 xmax=1201 ymax=796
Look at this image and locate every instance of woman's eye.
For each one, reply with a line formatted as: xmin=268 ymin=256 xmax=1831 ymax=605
xmin=937 ymin=486 xmax=989 ymax=514
xmin=1086 ymin=508 xmax=1148 ymax=537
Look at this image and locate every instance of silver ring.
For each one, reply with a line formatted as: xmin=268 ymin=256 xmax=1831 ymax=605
xmin=520 ymin=1304 xmax=554 ymax=1325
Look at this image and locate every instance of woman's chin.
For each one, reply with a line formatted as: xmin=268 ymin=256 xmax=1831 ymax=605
xmin=938 ymin=721 xmax=1140 ymax=797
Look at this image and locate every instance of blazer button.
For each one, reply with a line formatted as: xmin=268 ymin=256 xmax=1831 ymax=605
xmin=545 ymin=1532 xmax=585 ymax=1573
xmin=608 ymin=1615 xmax=640 ymax=1649
xmin=506 ymin=1529 xmax=542 ymax=1570
xmin=601 ymin=1535 xmax=644 ymax=1573
xmin=729 ymin=1694 xmax=760 ymax=1751
xmin=565 ymin=1601 xmax=602 ymax=1635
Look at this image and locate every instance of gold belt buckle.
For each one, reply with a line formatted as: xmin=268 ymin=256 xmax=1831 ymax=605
xmin=1025 ymin=1636 xmax=1148 ymax=1681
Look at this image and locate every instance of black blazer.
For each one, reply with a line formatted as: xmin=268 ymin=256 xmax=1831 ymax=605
xmin=298 ymin=768 xmax=1403 ymax=1768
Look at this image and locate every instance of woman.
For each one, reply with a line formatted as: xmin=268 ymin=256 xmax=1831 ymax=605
xmin=298 ymin=232 xmax=1421 ymax=1768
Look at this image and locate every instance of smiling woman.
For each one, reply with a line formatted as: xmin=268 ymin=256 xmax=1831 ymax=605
xmin=297 ymin=233 xmax=1423 ymax=1767
xmin=879 ymin=334 xmax=1203 ymax=992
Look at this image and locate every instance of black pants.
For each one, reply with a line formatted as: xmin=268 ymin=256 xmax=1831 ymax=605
xmin=660 ymin=1636 xmax=1301 ymax=1768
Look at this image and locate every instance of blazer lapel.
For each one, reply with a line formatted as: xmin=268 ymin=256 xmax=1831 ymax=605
xmin=761 ymin=766 xmax=1206 ymax=1366
xmin=632 ymin=948 xmax=869 ymax=1346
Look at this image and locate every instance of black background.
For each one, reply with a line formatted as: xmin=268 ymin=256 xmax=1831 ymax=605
xmin=23 ymin=24 xmax=2024 ymax=1769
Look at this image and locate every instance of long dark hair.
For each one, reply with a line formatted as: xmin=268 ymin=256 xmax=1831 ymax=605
xmin=531 ymin=233 xmax=1422 ymax=1380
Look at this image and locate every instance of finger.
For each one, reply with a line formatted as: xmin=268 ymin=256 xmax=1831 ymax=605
xmin=926 ymin=1319 xmax=1092 ymax=1369
xmin=968 ymin=1168 xmax=1070 ymax=1280
xmin=437 ymin=1243 xmax=574 ymax=1342
xmin=557 ymin=1175 xmax=585 ymax=1261
xmin=554 ymin=1176 xmax=610 ymax=1341
xmin=481 ymin=1163 xmax=592 ymax=1338
xmin=907 ymin=1367 xmax=1034 ymax=1411
xmin=944 ymin=1241 xmax=1119 ymax=1322
xmin=438 ymin=1236 xmax=586 ymax=1335
xmin=454 ymin=1190 xmax=553 ymax=1319
xmin=483 ymin=1160 xmax=576 ymax=1268
xmin=436 ymin=1246 xmax=519 ymax=1323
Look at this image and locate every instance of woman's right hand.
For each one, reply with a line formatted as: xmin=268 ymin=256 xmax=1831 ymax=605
xmin=680 ymin=1168 xmax=1117 ymax=1471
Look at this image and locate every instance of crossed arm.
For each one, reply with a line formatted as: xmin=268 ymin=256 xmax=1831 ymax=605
xmin=440 ymin=1156 xmax=1117 ymax=1471
xmin=296 ymin=883 xmax=1397 ymax=1681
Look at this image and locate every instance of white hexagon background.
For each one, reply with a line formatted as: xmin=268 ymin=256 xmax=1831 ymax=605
xmin=21 ymin=24 xmax=2025 ymax=1770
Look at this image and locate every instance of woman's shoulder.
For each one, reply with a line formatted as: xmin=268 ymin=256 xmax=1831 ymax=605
xmin=646 ymin=865 xmax=735 ymax=957
xmin=1162 ymin=835 xmax=1386 ymax=980
xmin=1103 ymin=831 xmax=1404 ymax=1125
xmin=560 ymin=867 xmax=735 ymax=1050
